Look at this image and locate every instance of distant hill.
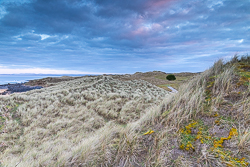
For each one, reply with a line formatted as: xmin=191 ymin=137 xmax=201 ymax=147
xmin=24 ymin=71 xmax=197 ymax=92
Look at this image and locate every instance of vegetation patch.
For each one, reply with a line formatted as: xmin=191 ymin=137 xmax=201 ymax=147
xmin=166 ymin=74 xmax=176 ymax=81
xmin=179 ymin=120 xmax=249 ymax=166
xmin=176 ymin=56 xmax=250 ymax=166
xmin=236 ymin=62 xmax=250 ymax=86
xmin=179 ymin=120 xmax=211 ymax=151
xmin=211 ymin=128 xmax=249 ymax=166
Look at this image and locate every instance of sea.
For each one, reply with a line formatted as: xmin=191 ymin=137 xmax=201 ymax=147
xmin=0 ymin=74 xmax=89 ymax=85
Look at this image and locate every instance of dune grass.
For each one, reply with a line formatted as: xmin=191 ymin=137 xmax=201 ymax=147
xmin=0 ymin=55 xmax=250 ymax=166
xmin=0 ymin=76 xmax=168 ymax=166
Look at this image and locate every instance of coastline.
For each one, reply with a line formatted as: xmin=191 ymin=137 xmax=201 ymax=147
xmin=0 ymin=83 xmax=43 ymax=95
xmin=0 ymin=71 xmax=196 ymax=95
xmin=0 ymin=75 xmax=87 ymax=95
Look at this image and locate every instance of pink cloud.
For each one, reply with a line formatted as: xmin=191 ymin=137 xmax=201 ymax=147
xmin=146 ymin=0 xmax=175 ymax=9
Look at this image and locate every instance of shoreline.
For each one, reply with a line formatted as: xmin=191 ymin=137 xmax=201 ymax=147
xmin=0 ymin=75 xmax=86 ymax=95
xmin=0 ymin=83 xmax=43 ymax=95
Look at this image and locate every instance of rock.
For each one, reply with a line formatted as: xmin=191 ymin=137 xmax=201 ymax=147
xmin=0 ymin=83 xmax=43 ymax=95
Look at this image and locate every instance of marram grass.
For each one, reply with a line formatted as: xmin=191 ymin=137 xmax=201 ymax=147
xmin=0 ymin=55 xmax=250 ymax=166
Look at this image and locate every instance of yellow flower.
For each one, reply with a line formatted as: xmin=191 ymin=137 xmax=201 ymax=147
xmin=240 ymin=157 xmax=245 ymax=161
xmin=229 ymin=128 xmax=238 ymax=137
xmin=214 ymin=138 xmax=225 ymax=148
xmin=215 ymin=119 xmax=220 ymax=125
xmin=179 ymin=129 xmax=184 ymax=133
xmin=144 ymin=129 xmax=154 ymax=135
xmin=213 ymin=112 xmax=219 ymax=117
xmin=196 ymin=134 xmax=202 ymax=140
xmin=206 ymin=136 xmax=211 ymax=139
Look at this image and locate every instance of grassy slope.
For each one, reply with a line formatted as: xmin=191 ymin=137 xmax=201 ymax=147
xmin=0 ymin=76 xmax=168 ymax=166
xmin=0 ymin=56 xmax=250 ymax=166
xmin=156 ymin=73 xmax=196 ymax=91
xmin=112 ymin=71 xmax=197 ymax=92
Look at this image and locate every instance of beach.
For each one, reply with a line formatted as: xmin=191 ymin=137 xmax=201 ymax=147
xmin=0 ymin=89 xmax=7 ymax=94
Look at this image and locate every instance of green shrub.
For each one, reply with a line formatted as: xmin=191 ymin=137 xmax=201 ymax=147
xmin=166 ymin=74 xmax=176 ymax=81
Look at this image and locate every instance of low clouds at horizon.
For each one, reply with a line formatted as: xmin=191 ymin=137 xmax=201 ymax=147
xmin=0 ymin=0 xmax=249 ymax=74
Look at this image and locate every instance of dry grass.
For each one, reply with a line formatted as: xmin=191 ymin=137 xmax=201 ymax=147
xmin=0 ymin=55 xmax=250 ymax=166
xmin=0 ymin=76 xmax=168 ymax=166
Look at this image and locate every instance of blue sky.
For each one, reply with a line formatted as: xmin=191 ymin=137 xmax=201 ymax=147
xmin=0 ymin=0 xmax=249 ymax=74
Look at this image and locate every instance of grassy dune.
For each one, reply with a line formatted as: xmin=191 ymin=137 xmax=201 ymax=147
xmin=0 ymin=76 xmax=168 ymax=166
xmin=0 ymin=56 xmax=250 ymax=166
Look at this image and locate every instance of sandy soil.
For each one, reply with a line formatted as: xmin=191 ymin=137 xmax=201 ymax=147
xmin=0 ymin=89 xmax=7 ymax=94
xmin=0 ymin=89 xmax=9 ymax=96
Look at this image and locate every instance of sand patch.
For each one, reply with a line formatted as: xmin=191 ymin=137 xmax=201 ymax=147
xmin=0 ymin=89 xmax=7 ymax=94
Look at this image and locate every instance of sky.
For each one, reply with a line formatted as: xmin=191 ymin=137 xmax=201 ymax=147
xmin=0 ymin=0 xmax=249 ymax=74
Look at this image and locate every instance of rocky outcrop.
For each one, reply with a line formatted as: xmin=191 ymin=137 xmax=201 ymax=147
xmin=0 ymin=83 xmax=43 ymax=95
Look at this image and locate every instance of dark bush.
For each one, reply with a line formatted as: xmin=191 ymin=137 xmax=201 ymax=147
xmin=166 ymin=74 xmax=176 ymax=81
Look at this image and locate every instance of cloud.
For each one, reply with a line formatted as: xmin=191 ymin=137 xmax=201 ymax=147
xmin=238 ymin=39 xmax=244 ymax=43
xmin=40 ymin=34 xmax=50 ymax=40
xmin=0 ymin=5 xmax=7 ymax=19
xmin=0 ymin=65 xmax=116 ymax=74
xmin=0 ymin=0 xmax=249 ymax=74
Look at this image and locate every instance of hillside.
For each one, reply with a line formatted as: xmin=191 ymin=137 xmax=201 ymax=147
xmin=0 ymin=75 xmax=169 ymax=166
xmin=0 ymin=55 xmax=250 ymax=166
xmin=112 ymin=71 xmax=197 ymax=91
xmin=24 ymin=76 xmax=84 ymax=87
xmin=23 ymin=71 xmax=197 ymax=92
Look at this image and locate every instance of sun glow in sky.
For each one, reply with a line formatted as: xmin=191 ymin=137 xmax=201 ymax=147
xmin=0 ymin=0 xmax=249 ymax=74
